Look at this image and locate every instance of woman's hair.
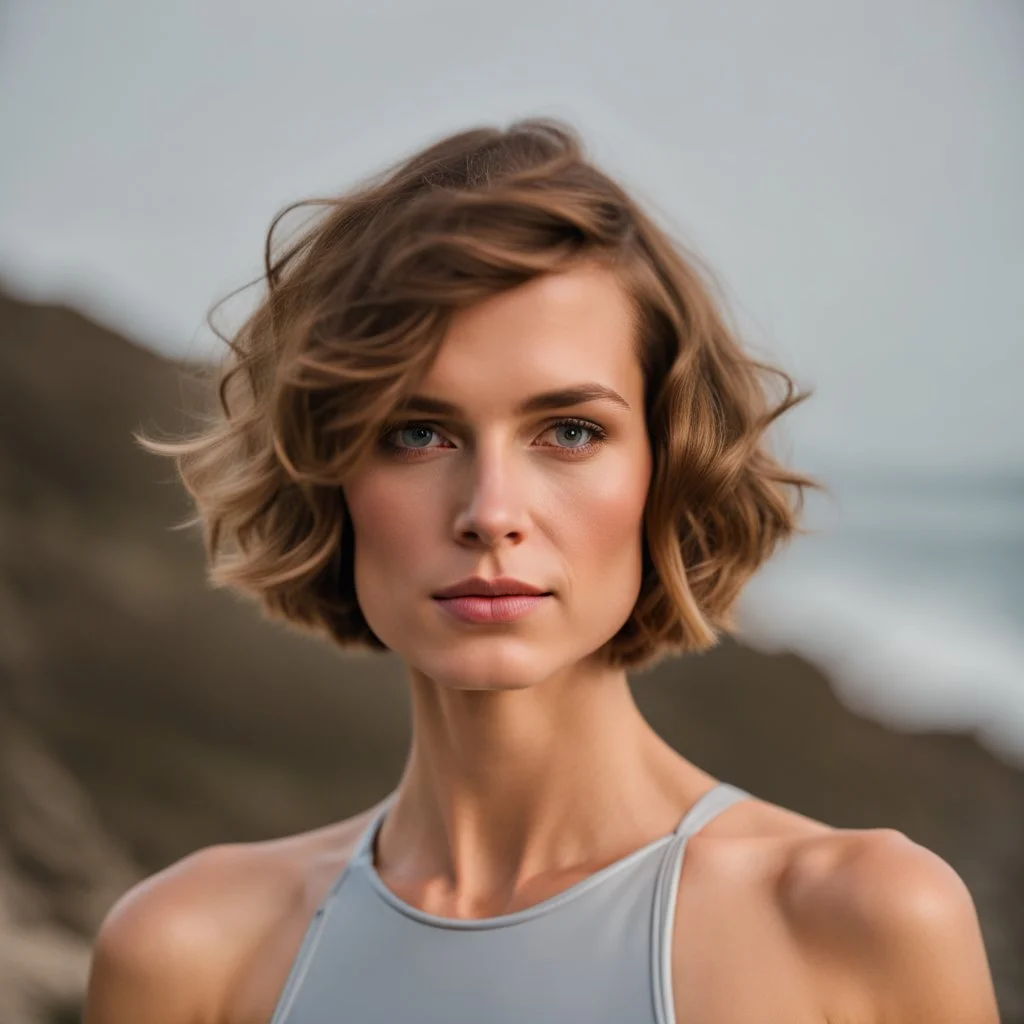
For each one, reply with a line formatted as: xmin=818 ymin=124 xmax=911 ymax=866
xmin=138 ymin=117 xmax=822 ymax=671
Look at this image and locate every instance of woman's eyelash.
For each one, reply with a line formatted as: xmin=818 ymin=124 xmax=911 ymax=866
xmin=378 ymin=417 xmax=609 ymax=456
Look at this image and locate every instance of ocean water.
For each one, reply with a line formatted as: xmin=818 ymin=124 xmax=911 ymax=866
xmin=735 ymin=468 xmax=1024 ymax=768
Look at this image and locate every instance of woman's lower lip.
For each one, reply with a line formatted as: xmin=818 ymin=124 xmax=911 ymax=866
xmin=432 ymin=594 xmax=551 ymax=624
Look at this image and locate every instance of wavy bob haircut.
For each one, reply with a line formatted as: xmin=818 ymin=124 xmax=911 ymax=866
xmin=139 ymin=117 xmax=821 ymax=671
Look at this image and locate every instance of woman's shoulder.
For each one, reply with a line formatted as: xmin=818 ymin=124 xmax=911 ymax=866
xmin=729 ymin=798 xmax=996 ymax=1023
xmin=777 ymin=820 xmax=998 ymax=1022
xmin=83 ymin=803 xmax=383 ymax=1024
xmin=673 ymin=795 xmax=998 ymax=1022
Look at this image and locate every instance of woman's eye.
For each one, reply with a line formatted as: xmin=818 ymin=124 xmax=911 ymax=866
xmin=544 ymin=418 xmax=607 ymax=451
xmin=388 ymin=424 xmax=442 ymax=449
xmin=549 ymin=422 xmax=591 ymax=447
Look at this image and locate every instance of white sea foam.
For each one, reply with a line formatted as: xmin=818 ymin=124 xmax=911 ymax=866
xmin=736 ymin=550 xmax=1024 ymax=770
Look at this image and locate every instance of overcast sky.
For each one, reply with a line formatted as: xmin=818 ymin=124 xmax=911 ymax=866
xmin=1 ymin=0 xmax=1021 ymax=473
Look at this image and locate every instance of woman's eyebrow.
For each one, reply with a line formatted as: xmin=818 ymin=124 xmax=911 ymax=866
xmin=394 ymin=383 xmax=632 ymax=416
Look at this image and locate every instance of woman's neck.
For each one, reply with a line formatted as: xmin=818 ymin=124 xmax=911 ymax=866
xmin=374 ymin=657 xmax=715 ymax=914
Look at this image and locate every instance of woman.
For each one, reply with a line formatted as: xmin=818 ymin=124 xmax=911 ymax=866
xmin=84 ymin=119 xmax=999 ymax=1023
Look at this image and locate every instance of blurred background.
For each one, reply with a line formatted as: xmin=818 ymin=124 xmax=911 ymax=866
xmin=1 ymin=1 xmax=1021 ymax=1021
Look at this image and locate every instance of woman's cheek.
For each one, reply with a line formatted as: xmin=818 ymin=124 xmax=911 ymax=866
xmin=349 ymin=470 xmax=434 ymax=550
xmin=345 ymin=473 xmax=428 ymax=622
xmin=562 ymin=453 xmax=648 ymax=555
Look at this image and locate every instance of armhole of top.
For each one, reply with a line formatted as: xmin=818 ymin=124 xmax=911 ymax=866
xmin=267 ymin=798 xmax=393 ymax=1024
xmin=650 ymin=834 xmax=688 ymax=1024
xmin=651 ymin=784 xmax=753 ymax=1024
xmin=265 ymin=847 xmax=366 ymax=1024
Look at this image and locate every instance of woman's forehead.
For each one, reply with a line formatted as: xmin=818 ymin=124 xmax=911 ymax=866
xmin=445 ymin=262 xmax=633 ymax=340
xmin=416 ymin=265 xmax=643 ymax=412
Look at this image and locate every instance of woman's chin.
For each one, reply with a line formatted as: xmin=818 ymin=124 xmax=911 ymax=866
xmin=408 ymin=641 xmax=567 ymax=692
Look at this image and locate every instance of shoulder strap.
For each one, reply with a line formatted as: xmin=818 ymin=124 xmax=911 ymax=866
xmin=673 ymin=782 xmax=750 ymax=839
xmin=651 ymin=782 xmax=753 ymax=1024
xmin=348 ymin=792 xmax=397 ymax=870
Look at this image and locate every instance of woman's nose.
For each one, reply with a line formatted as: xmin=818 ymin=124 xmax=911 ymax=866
xmin=451 ymin=446 xmax=529 ymax=549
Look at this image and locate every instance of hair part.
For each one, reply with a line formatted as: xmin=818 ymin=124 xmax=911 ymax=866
xmin=138 ymin=117 xmax=823 ymax=671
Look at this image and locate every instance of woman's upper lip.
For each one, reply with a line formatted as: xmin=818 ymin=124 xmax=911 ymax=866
xmin=432 ymin=576 xmax=550 ymax=599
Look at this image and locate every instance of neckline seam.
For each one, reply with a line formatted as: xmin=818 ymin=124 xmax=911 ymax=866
xmin=349 ymin=781 xmax=739 ymax=929
xmin=355 ymin=832 xmax=679 ymax=930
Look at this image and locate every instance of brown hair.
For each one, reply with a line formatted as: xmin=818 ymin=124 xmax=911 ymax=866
xmin=138 ymin=117 xmax=822 ymax=671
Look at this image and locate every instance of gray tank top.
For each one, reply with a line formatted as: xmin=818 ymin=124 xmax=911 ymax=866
xmin=269 ymin=781 xmax=750 ymax=1024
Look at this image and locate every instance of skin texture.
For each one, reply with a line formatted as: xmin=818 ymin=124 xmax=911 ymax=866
xmin=83 ymin=263 xmax=1001 ymax=1024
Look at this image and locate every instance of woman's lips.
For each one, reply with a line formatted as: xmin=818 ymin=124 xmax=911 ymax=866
xmin=433 ymin=594 xmax=551 ymax=624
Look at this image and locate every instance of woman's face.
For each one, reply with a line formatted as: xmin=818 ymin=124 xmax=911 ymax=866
xmin=342 ymin=261 xmax=652 ymax=691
